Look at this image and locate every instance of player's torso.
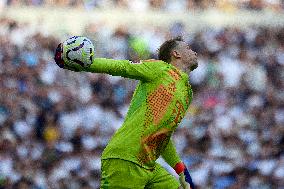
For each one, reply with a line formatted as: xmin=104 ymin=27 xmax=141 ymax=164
xmin=101 ymin=63 xmax=192 ymax=169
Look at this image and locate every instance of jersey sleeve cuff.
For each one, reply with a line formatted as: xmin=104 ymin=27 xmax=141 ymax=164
xmin=174 ymin=162 xmax=186 ymax=175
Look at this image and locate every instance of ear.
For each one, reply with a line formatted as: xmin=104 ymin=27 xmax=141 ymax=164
xmin=171 ymin=50 xmax=181 ymax=59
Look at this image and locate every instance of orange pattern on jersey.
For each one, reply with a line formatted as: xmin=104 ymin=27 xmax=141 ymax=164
xmin=169 ymin=100 xmax=185 ymax=127
xmin=168 ymin=69 xmax=181 ymax=81
xmin=147 ymin=85 xmax=173 ymax=125
xmin=138 ymin=70 xmax=184 ymax=166
xmin=138 ymin=128 xmax=170 ymax=165
xmin=168 ymin=82 xmax=176 ymax=93
xmin=137 ymin=150 xmax=153 ymax=167
xmin=186 ymin=96 xmax=189 ymax=106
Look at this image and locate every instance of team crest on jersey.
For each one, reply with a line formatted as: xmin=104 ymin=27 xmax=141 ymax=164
xmin=130 ymin=60 xmax=143 ymax=64
xmin=130 ymin=59 xmax=160 ymax=64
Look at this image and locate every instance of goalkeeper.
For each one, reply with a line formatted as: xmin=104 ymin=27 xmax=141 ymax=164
xmin=54 ymin=36 xmax=198 ymax=189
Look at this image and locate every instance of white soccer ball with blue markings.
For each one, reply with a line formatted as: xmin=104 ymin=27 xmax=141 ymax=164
xmin=62 ymin=36 xmax=95 ymax=69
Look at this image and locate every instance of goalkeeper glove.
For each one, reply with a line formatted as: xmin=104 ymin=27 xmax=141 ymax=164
xmin=174 ymin=162 xmax=195 ymax=189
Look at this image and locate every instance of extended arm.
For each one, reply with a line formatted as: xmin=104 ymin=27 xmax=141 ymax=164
xmin=54 ymin=40 xmax=166 ymax=81
xmin=84 ymin=58 xmax=160 ymax=81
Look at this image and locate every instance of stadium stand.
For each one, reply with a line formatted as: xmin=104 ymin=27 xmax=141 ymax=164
xmin=0 ymin=3 xmax=284 ymax=188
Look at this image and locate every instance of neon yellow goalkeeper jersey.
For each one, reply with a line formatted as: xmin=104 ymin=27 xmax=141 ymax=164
xmin=86 ymin=58 xmax=193 ymax=170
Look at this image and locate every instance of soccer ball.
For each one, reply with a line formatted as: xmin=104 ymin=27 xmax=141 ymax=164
xmin=60 ymin=36 xmax=94 ymax=70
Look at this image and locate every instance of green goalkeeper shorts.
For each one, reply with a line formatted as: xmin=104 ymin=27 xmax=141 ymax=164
xmin=100 ymin=158 xmax=180 ymax=189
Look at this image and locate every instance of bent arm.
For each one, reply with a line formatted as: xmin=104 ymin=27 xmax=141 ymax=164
xmin=161 ymin=138 xmax=182 ymax=168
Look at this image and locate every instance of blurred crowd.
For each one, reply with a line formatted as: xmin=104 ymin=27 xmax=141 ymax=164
xmin=0 ymin=16 xmax=284 ymax=189
xmin=1 ymin=0 xmax=284 ymax=12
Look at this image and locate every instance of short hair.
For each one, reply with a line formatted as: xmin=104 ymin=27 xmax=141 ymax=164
xmin=158 ymin=36 xmax=184 ymax=63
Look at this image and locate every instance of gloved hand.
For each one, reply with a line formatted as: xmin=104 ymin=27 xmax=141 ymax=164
xmin=174 ymin=162 xmax=195 ymax=189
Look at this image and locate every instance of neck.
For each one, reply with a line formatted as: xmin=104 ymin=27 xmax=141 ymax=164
xmin=170 ymin=59 xmax=181 ymax=70
xmin=170 ymin=59 xmax=189 ymax=74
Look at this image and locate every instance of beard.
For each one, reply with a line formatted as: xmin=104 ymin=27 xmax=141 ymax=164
xmin=189 ymin=58 xmax=198 ymax=71
xmin=190 ymin=63 xmax=198 ymax=71
xmin=181 ymin=58 xmax=198 ymax=74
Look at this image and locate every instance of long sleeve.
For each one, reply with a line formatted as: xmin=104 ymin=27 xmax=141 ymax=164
xmin=161 ymin=138 xmax=182 ymax=168
xmin=84 ymin=58 xmax=166 ymax=82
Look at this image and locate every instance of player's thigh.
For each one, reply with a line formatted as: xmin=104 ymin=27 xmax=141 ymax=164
xmin=100 ymin=158 xmax=147 ymax=189
xmin=145 ymin=163 xmax=180 ymax=189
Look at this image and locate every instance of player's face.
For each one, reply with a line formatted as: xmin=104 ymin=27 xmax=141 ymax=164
xmin=178 ymin=42 xmax=198 ymax=72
